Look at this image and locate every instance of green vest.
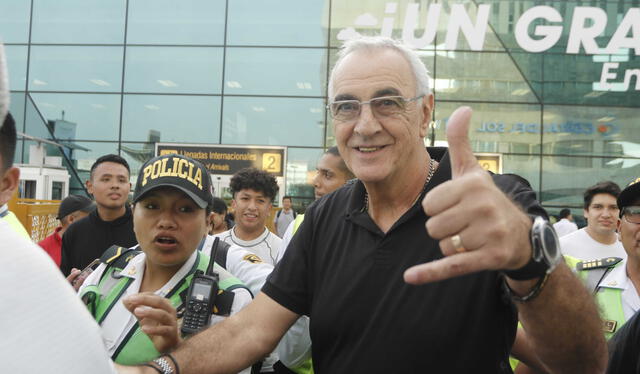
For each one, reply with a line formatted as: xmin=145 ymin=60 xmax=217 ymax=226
xmin=289 ymin=214 xmax=313 ymax=374
xmin=80 ymin=246 xmax=250 ymax=365
xmin=510 ymin=255 xmax=626 ymax=371
xmin=0 ymin=209 xmax=30 ymax=239
xmin=566 ymin=255 xmax=627 ymax=339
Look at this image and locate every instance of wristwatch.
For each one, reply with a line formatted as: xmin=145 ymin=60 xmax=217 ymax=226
xmin=503 ymin=216 xmax=562 ymax=281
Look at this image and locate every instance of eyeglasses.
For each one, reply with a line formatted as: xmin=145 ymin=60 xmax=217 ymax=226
xmin=622 ymin=206 xmax=640 ymax=224
xmin=326 ymin=95 xmax=425 ymax=122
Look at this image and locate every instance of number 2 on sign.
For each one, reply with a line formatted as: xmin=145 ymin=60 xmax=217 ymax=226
xmin=262 ymin=153 xmax=281 ymax=173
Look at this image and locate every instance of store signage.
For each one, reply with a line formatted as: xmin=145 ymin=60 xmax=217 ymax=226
xmin=340 ymin=3 xmax=639 ymax=92
xmin=156 ymin=143 xmax=285 ymax=176
xmin=475 ymin=121 xmax=618 ymax=136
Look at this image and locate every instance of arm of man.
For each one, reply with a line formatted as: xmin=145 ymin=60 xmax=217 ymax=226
xmin=509 ymin=265 xmax=604 ymax=373
xmin=405 ymin=107 xmax=606 ymax=373
xmin=117 ymin=292 xmax=299 ymax=374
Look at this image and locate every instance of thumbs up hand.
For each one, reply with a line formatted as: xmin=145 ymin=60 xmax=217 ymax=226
xmin=404 ymin=107 xmax=534 ymax=285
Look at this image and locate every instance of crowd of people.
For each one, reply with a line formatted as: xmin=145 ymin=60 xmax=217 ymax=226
xmin=2 ymin=36 xmax=640 ymax=373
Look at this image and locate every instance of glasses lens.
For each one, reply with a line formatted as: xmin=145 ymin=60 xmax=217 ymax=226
xmin=371 ymin=96 xmax=404 ymax=117
xmin=624 ymin=206 xmax=640 ymax=223
xmin=331 ymin=101 xmax=360 ymax=121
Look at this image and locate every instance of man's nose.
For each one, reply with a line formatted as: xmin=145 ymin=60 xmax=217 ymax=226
xmin=353 ymin=104 xmax=381 ymax=137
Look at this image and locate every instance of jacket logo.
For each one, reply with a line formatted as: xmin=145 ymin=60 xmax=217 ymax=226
xmin=242 ymin=254 xmax=263 ymax=264
xmin=141 ymin=157 xmax=203 ymax=189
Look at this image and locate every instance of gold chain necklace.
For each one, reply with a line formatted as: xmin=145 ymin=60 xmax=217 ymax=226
xmin=364 ymin=158 xmax=436 ymax=212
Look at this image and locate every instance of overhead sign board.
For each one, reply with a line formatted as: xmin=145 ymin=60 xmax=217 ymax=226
xmin=156 ymin=143 xmax=286 ymax=177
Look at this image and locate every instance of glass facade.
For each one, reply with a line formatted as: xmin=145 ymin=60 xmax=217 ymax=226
xmin=2 ymin=0 xmax=640 ymax=216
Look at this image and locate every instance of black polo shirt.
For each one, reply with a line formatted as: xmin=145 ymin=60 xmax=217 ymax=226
xmin=60 ymin=204 xmax=137 ymax=275
xmin=263 ymin=148 xmax=547 ymax=373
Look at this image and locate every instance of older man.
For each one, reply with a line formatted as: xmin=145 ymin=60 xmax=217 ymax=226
xmin=121 ymin=37 xmax=605 ymax=374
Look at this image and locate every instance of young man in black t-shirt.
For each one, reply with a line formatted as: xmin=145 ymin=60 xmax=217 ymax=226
xmin=60 ymin=154 xmax=137 ymax=277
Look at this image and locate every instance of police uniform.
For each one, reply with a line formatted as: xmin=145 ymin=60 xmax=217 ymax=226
xmin=568 ymin=255 xmax=640 ymax=338
xmin=78 ymin=153 xmax=254 ymax=373
xmin=511 ymin=256 xmax=640 ymax=371
xmin=79 ymin=246 xmax=253 ymax=373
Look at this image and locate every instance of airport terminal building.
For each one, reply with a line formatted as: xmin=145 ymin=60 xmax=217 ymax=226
xmin=1 ymin=0 xmax=639 ymax=216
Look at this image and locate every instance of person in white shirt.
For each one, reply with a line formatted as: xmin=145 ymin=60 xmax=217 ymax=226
xmin=0 ymin=43 xmax=116 ymax=374
xmin=214 ymin=167 xmax=282 ymax=266
xmin=561 ymin=181 xmax=626 ymax=261
xmin=273 ymin=195 xmax=295 ymax=238
xmin=79 ymin=154 xmax=252 ymax=373
xmin=553 ymin=208 xmax=578 ymax=237
xmin=207 ymin=167 xmax=281 ymax=372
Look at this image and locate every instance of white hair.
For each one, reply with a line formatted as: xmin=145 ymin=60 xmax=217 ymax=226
xmin=0 ymin=43 xmax=8 ymax=122
xmin=328 ymin=36 xmax=432 ymax=98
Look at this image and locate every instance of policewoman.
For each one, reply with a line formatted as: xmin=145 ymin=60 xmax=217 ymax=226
xmin=79 ymin=154 xmax=252 ymax=373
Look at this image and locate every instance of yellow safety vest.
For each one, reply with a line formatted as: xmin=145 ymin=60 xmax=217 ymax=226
xmin=0 ymin=209 xmax=30 ymax=239
xmin=511 ymin=255 xmax=628 ymax=371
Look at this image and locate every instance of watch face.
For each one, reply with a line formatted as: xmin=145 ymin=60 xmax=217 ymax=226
xmin=541 ymin=221 xmax=560 ymax=264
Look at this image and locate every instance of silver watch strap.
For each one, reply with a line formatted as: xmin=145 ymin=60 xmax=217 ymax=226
xmin=153 ymin=357 xmax=174 ymax=374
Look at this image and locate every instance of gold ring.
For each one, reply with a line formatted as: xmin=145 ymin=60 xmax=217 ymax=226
xmin=451 ymin=234 xmax=466 ymax=253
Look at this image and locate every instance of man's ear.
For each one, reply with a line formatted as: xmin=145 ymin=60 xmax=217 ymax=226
xmin=419 ymin=94 xmax=435 ymax=138
xmin=85 ymin=178 xmax=94 ymax=195
xmin=0 ymin=166 xmax=20 ymax=206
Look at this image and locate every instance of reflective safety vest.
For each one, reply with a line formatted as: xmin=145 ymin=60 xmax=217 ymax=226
xmin=0 ymin=209 xmax=30 ymax=239
xmin=289 ymin=214 xmax=313 ymax=374
xmin=292 ymin=214 xmax=305 ymax=232
xmin=80 ymin=245 xmax=251 ymax=365
xmin=510 ymin=255 xmax=626 ymax=371
xmin=566 ymin=255 xmax=627 ymax=339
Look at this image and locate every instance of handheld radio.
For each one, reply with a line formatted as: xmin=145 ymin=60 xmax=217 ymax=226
xmin=180 ymin=237 xmax=221 ymax=335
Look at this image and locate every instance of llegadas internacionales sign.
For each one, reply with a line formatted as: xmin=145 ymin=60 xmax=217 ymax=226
xmin=156 ymin=143 xmax=285 ymax=177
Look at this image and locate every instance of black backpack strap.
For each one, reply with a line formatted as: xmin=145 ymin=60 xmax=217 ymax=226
xmin=100 ymin=245 xmax=141 ymax=268
xmin=197 ymin=238 xmax=230 ymax=269
xmin=214 ymin=241 xmax=230 ymax=270
xmin=98 ymin=245 xmax=142 ymax=283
